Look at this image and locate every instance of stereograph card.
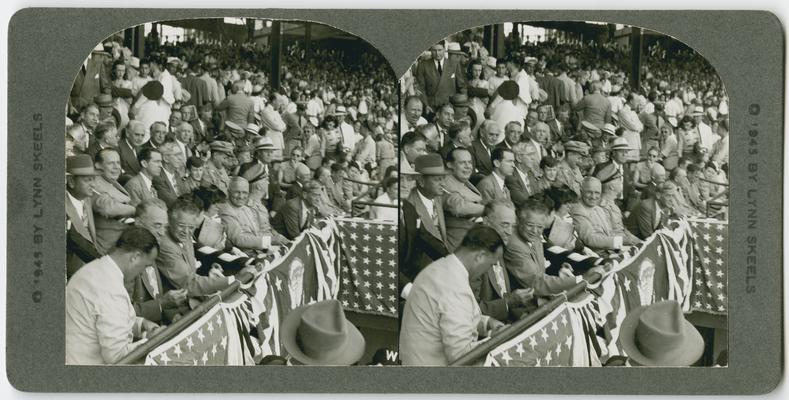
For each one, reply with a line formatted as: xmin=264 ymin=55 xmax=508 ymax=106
xmin=4 ymin=7 xmax=784 ymax=395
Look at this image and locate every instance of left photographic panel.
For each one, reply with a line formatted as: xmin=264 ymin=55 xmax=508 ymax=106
xmin=64 ymin=18 xmax=400 ymax=366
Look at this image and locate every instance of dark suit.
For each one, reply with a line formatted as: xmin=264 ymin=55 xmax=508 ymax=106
xmin=271 ymin=198 xmax=315 ymax=240
xmin=504 ymin=230 xmax=576 ymax=296
xmin=469 ymin=261 xmax=512 ymax=322
xmin=399 ymin=189 xmax=448 ymax=291
xmin=127 ymin=266 xmax=188 ymax=324
xmin=70 ymin=52 xmax=111 ymax=110
xmin=66 ymin=193 xmax=100 ymax=278
xmin=118 ymin=139 xmax=141 ymax=177
xmin=506 ymin=168 xmax=539 ymax=208
xmin=546 ymin=119 xmax=568 ymax=143
xmin=190 ymin=118 xmax=216 ymax=144
xmin=470 ymin=139 xmax=494 ymax=179
xmin=625 ymin=198 xmax=669 ymax=240
xmin=153 ymin=169 xmax=187 ymax=207
xmin=414 ymin=57 xmax=467 ymax=110
xmin=438 ymin=142 xmax=463 ymax=163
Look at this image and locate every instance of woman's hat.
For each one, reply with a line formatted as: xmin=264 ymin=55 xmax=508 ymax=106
xmin=498 ymin=80 xmax=520 ymax=101
xmin=280 ymin=299 xmax=365 ymax=366
xmin=142 ymin=81 xmax=164 ymax=101
xmin=619 ymin=300 xmax=704 ymax=366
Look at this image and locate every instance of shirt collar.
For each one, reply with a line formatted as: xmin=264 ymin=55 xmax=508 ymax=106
xmin=67 ymin=191 xmax=84 ymax=216
xmin=139 ymin=172 xmax=153 ymax=190
xmin=416 ymin=188 xmax=434 ymax=216
xmin=491 ymin=171 xmax=505 ymax=189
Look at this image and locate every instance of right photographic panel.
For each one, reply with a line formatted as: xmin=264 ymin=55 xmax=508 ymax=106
xmin=398 ymin=21 xmax=728 ymax=367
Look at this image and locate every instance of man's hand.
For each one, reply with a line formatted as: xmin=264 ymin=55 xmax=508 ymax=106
xmin=160 ymin=288 xmax=188 ymax=308
xmin=236 ymin=264 xmax=260 ymax=282
xmin=558 ymin=262 xmax=575 ymax=278
xmin=487 ymin=318 xmax=507 ymax=336
xmin=505 ymin=288 xmax=534 ymax=307
xmin=582 ymin=265 xmax=607 ymax=284
xmin=208 ymin=263 xmax=225 ymax=278
xmin=140 ymin=319 xmax=161 ymax=338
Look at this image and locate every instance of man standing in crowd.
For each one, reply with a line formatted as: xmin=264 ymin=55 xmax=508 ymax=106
xmin=414 ymin=42 xmax=467 ymax=113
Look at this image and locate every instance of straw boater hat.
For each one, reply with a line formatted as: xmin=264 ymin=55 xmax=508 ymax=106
xmin=66 ymin=154 xmax=100 ymax=176
xmin=280 ymin=299 xmax=365 ymax=365
xmin=609 ymin=137 xmax=634 ymax=151
xmin=93 ymin=94 xmax=113 ymax=108
xmin=580 ymin=121 xmax=601 ymax=136
xmin=619 ymin=300 xmax=704 ymax=366
xmin=449 ymin=93 xmax=470 ymax=108
xmin=563 ymin=141 xmax=589 ymax=157
xmin=224 ymin=120 xmax=243 ymax=133
xmin=594 ymin=162 xmax=622 ymax=184
xmin=253 ymin=136 xmax=275 ymax=151
xmin=209 ymin=141 xmax=234 ymax=155
xmin=445 ymin=42 xmax=465 ymax=55
xmin=402 ymin=153 xmax=449 ymax=176
xmin=245 ymin=123 xmax=260 ymax=135
xmin=602 ymin=123 xmax=617 ymax=137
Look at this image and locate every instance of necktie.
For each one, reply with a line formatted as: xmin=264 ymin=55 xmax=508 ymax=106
xmin=431 ymin=200 xmax=440 ymax=229
xmin=437 ymin=61 xmax=443 ymax=76
xmin=81 ymin=201 xmax=89 ymax=229
xmin=492 ymin=262 xmax=507 ymax=295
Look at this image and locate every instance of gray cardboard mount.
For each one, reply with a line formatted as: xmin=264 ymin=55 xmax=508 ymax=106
xmin=6 ymin=8 xmax=784 ymax=394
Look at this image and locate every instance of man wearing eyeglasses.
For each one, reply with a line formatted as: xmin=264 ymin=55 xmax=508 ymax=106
xmin=156 ymin=197 xmax=258 ymax=297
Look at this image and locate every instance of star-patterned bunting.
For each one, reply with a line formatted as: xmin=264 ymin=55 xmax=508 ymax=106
xmin=336 ymin=218 xmax=398 ymax=317
xmin=688 ymin=219 xmax=728 ymax=315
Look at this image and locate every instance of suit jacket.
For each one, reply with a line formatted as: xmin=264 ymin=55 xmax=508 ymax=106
xmin=190 ymin=118 xmax=216 ymax=144
xmin=506 ymin=167 xmax=539 ymax=208
xmin=399 ymin=254 xmax=484 ymax=366
xmin=476 ymin=172 xmax=511 ymax=203
xmin=92 ymin=176 xmax=136 ymax=253
xmin=571 ymin=203 xmax=619 ymax=251
xmin=127 ymin=265 xmax=187 ymax=324
xmin=156 ymin=231 xmax=229 ymax=297
xmin=124 ymin=173 xmax=159 ymax=207
xmin=546 ymin=119 xmax=568 ymax=143
xmin=66 ymin=193 xmax=100 ymax=278
xmin=180 ymin=75 xmax=210 ymax=108
xmin=625 ymin=197 xmax=669 ymax=240
xmin=399 ymin=190 xmax=448 ymax=291
xmin=118 ymin=139 xmax=141 ymax=177
xmin=469 ymin=139 xmax=494 ymax=178
xmin=414 ymin=57 xmax=467 ymax=110
xmin=153 ymin=169 xmax=187 ymax=207
xmin=504 ymin=230 xmax=576 ymax=296
xmin=469 ymin=260 xmax=513 ymax=322
xmin=271 ymin=198 xmax=315 ymax=240
xmin=70 ymin=53 xmax=111 ymax=110
xmin=442 ymin=174 xmax=484 ymax=251
xmin=220 ymin=203 xmax=286 ymax=253
xmin=438 ymin=142 xmax=463 ymax=164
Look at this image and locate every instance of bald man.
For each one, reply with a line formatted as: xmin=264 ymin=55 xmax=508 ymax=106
xmin=570 ymin=177 xmax=625 ymax=253
xmin=285 ymin=162 xmax=313 ymax=200
xmin=220 ymin=177 xmax=289 ymax=255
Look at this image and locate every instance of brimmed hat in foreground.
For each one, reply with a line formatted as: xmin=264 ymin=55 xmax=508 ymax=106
xmin=619 ymin=300 xmax=704 ymax=366
xmin=280 ymin=299 xmax=365 ymax=366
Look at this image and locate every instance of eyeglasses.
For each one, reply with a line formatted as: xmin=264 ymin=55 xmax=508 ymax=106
xmin=173 ymin=222 xmax=197 ymax=230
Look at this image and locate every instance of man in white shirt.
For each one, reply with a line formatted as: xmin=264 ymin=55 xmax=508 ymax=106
xmin=400 ymin=225 xmax=506 ymax=366
xmin=66 ymin=227 xmax=162 ymax=364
